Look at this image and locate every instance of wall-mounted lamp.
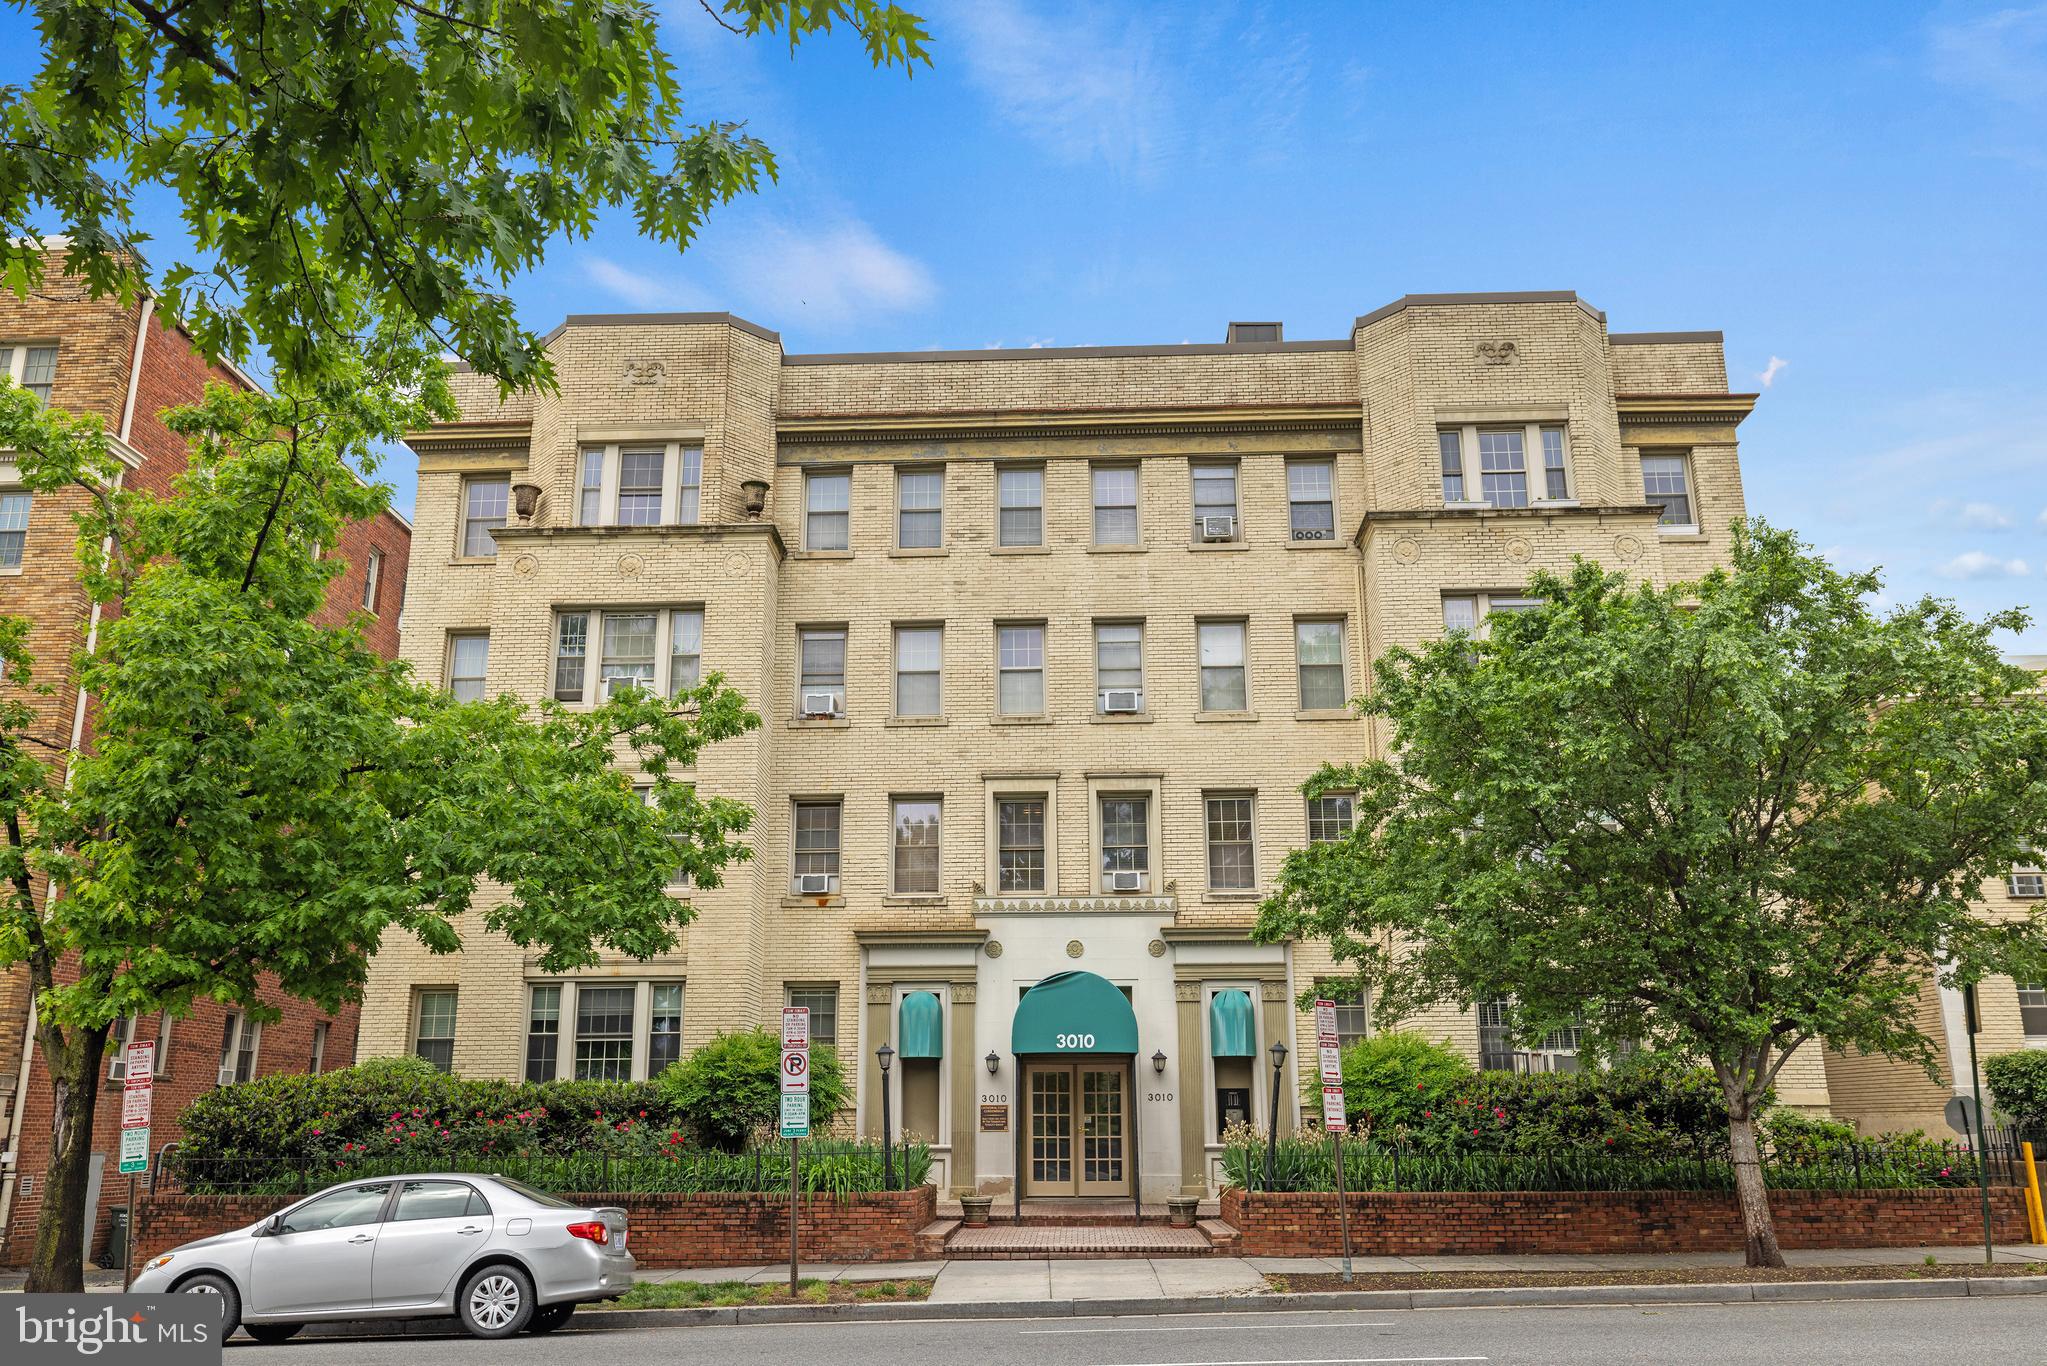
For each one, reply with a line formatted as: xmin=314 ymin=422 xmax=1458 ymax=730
xmin=985 ymin=1050 xmax=1000 ymax=1075
xmin=740 ymin=478 xmax=770 ymax=519
xmin=511 ymin=482 xmax=541 ymax=520
xmin=1151 ymin=1049 xmax=1168 ymax=1075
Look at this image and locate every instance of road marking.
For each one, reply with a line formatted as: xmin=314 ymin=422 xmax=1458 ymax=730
xmin=1086 ymin=1359 xmax=1487 ymax=1366
xmin=1023 ymin=1323 xmax=1395 ymax=1335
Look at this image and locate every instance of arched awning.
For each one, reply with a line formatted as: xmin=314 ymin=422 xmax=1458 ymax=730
xmin=1010 ymin=971 xmax=1139 ymax=1054
xmin=898 ymin=991 xmax=943 ymax=1058
xmin=1208 ymin=989 xmax=1255 ymax=1057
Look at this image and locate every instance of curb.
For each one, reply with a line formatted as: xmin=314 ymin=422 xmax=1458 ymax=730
xmin=286 ymin=1275 xmax=2047 ymax=1338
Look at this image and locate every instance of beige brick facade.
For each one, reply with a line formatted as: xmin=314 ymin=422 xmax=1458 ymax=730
xmin=370 ymin=292 xmax=1804 ymax=1198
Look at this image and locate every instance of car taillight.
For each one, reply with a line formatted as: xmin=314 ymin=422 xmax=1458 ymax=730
xmin=566 ymin=1220 xmax=609 ymax=1245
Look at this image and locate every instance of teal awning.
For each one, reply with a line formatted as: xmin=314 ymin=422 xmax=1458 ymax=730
xmin=899 ymin=991 xmax=943 ymax=1059
xmin=1010 ymin=971 xmax=1139 ymax=1054
xmin=1209 ymin=989 xmax=1255 ymax=1057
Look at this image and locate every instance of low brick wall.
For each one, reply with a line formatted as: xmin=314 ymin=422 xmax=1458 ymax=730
xmin=135 ymin=1186 xmax=936 ymax=1268
xmin=1219 ymin=1186 xmax=2033 ymax=1257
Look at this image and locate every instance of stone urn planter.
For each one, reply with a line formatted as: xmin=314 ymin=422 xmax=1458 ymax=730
xmin=1166 ymin=1196 xmax=1200 ymax=1228
xmin=959 ymin=1195 xmax=994 ymax=1228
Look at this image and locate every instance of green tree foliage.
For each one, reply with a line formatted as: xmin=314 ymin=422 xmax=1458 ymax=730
xmin=1308 ymin=1031 xmax=1472 ymax=1134
xmin=0 ymin=1 xmax=930 ymax=389
xmin=656 ymin=1027 xmax=851 ymax=1151
xmin=1984 ymin=1050 xmax=2047 ymax=1137
xmin=1255 ymin=522 xmax=2047 ymax=1265
xmin=0 ymin=374 xmax=758 ymax=1289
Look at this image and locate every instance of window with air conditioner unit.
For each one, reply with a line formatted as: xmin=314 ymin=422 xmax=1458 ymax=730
xmin=218 ymin=1012 xmax=261 ymax=1086
xmin=1099 ymin=794 xmax=1150 ymax=894
xmin=792 ymin=800 xmax=842 ymax=894
xmin=1095 ymin=622 xmax=1143 ymax=713
xmin=553 ymin=609 xmax=701 ymax=703
xmin=1191 ymin=463 xmax=1239 ymax=542
xmin=107 ymin=1013 xmax=171 ymax=1080
xmin=798 ymin=628 xmax=847 ymax=717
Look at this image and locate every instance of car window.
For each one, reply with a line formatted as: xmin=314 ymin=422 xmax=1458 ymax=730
xmin=466 ymin=1188 xmax=493 ymax=1218
xmin=390 ymin=1181 xmax=476 ymax=1223
xmin=488 ymin=1177 xmax=574 ymax=1209
xmin=279 ymin=1183 xmax=391 ymax=1234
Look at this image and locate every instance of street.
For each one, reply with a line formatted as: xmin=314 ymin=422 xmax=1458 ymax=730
xmin=229 ymin=1298 xmax=2046 ymax=1365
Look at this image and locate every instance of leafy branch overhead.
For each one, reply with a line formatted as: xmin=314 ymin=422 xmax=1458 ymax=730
xmin=0 ymin=0 xmax=931 ymax=389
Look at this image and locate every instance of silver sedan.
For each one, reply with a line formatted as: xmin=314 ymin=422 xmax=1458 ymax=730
xmin=130 ymin=1173 xmax=636 ymax=1342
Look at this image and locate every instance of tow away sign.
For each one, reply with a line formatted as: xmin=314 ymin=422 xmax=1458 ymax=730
xmin=779 ymin=1006 xmax=811 ymax=1138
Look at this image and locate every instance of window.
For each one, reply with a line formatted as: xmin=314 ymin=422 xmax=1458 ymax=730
xmin=1438 ymin=430 xmax=1466 ymax=503
xmin=997 ymin=796 xmax=1047 ymax=892
xmin=1100 ymin=794 xmax=1149 ymax=892
xmin=669 ymin=609 xmax=702 ymax=695
xmin=1296 ymin=619 xmax=1346 ymax=710
xmin=1205 ymin=794 xmax=1256 ymax=890
xmin=1441 ymin=425 xmax=1574 ymax=508
xmin=553 ymin=613 xmax=589 ymax=702
xmin=1641 ymin=453 xmax=1694 ymax=528
xmin=553 ymin=609 xmax=700 ymax=703
xmin=1477 ymin=998 xmax=1582 ymax=1073
xmin=573 ymin=443 xmax=703 ymax=527
xmin=1330 ymin=989 xmax=1369 ymax=1048
xmin=600 ymin=612 xmax=657 ymax=697
xmin=0 ymin=492 xmax=29 ymax=570
xmin=1095 ymin=622 xmax=1143 ymax=711
xmin=786 ymin=987 xmax=839 ymax=1046
xmin=525 ymin=984 xmax=561 ymax=1082
xmin=1442 ymin=593 xmax=1544 ymax=635
xmin=1541 ymin=426 xmax=1570 ymax=499
xmin=798 ymin=628 xmax=847 ymax=716
xmin=461 ymin=478 xmax=508 ymax=557
xmin=1 ymin=345 xmax=58 ymax=404
xmin=362 ymin=549 xmax=384 ymax=613
xmin=894 ymin=626 xmax=942 ymax=718
xmin=892 ymin=797 xmax=941 ymax=894
xmin=2012 ymin=859 xmax=2046 ymax=898
xmin=1477 ymin=430 xmax=1528 ymax=508
xmin=997 ymin=624 xmax=1045 ymax=715
xmin=412 ymin=991 xmax=456 ymax=1073
xmin=1287 ymin=461 xmax=1336 ymax=541
xmin=998 ymin=466 xmax=1043 ymax=546
xmin=107 ymin=1014 xmax=170 ymax=1080
xmin=1092 ymin=466 xmax=1138 ymax=545
xmin=571 ymin=985 xmax=634 ymax=1080
xmin=805 ymin=470 xmax=851 ymax=551
xmin=310 ymin=1021 xmax=329 ymax=1074
xmin=648 ymin=983 xmax=684 ymax=1074
xmin=448 ymin=634 xmax=489 ymax=701
xmin=792 ymin=800 xmax=842 ymax=891
xmin=2018 ymin=983 xmax=2047 ymax=1038
xmin=279 ymin=1183 xmax=393 ymax=1235
xmin=897 ymin=468 xmax=943 ymax=548
xmin=218 ymin=1012 xmax=261 ymax=1085
xmin=1307 ymin=793 xmax=1355 ymax=843
xmin=1191 ymin=463 xmax=1239 ymax=540
xmin=1198 ymin=620 xmax=1248 ymax=711
xmin=391 ymin=1181 xmax=477 ymax=1223
xmin=641 ymin=785 xmax=693 ymax=889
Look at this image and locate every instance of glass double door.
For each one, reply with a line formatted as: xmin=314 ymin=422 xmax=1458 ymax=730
xmin=1024 ymin=1062 xmax=1129 ymax=1196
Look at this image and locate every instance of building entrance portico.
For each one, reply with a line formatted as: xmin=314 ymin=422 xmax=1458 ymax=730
xmin=1011 ymin=970 xmax=1142 ymax=1205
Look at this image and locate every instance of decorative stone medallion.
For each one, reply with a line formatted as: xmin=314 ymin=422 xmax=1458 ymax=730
xmin=1065 ymin=939 xmax=1085 ymax=959
xmin=1614 ymin=534 xmax=1644 ymax=563
xmin=1391 ymin=536 xmax=1421 ymax=564
xmin=1475 ymin=340 xmax=1519 ymax=366
xmin=618 ymin=553 xmax=645 ymax=578
xmin=865 ymin=984 xmax=891 ymax=1005
xmin=1504 ymin=536 xmax=1531 ymax=562
xmin=984 ymin=940 xmax=1003 ymax=959
xmin=725 ymin=551 xmax=751 ymax=577
xmin=512 ymin=554 xmax=538 ymax=577
xmin=622 ymin=359 xmax=666 ymax=387
xmin=1147 ymin=938 xmax=1166 ymax=958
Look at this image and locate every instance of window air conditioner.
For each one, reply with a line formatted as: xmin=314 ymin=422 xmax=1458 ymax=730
xmin=801 ymin=692 xmax=842 ymax=718
xmin=217 ymin=1066 xmax=239 ymax=1087
xmin=1100 ymin=689 xmax=1142 ymax=713
xmin=1199 ymin=515 xmax=1236 ymax=542
xmin=1109 ymin=870 xmax=1141 ymax=893
xmin=796 ymin=873 xmax=833 ymax=895
xmin=1291 ymin=526 xmax=1334 ymax=542
xmin=108 ymin=1059 xmax=127 ymax=1082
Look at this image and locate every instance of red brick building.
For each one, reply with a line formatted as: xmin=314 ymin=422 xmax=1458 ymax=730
xmin=0 ymin=246 xmax=411 ymax=1267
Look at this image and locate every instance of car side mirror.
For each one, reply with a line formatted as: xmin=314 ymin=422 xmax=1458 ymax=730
xmin=264 ymin=1214 xmax=285 ymax=1236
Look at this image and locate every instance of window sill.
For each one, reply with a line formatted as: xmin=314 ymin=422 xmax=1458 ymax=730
xmin=781 ymin=895 xmax=846 ymax=909
xmin=793 ymin=550 xmax=854 ymax=561
xmin=448 ymin=555 xmax=497 ymax=567
xmin=991 ymin=544 xmax=1051 ymax=555
xmin=1186 ymin=540 xmax=1250 ymax=551
xmin=788 ymin=717 xmax=851 ymax=729
xmin=1201 ymin=891 xmax=1262 ymax=904
xmin=1532 ymin=498 xmax=1581 ymax=509
xmin=990 ymin=714 xmax=1052 ymax=726
xmin=1090 ymin=713 xmax=1154 ymax=724
xmin=1286 ymin=538 xmax=1347 ymax=549
xmin=1657 ymin=526 xmax=1707 ymax=540
xmin=1087 ymin=544 xmax=1146 ymax=554
xmin=886 ymin=715 xmax=948 ymax=727
xmin=1195 ymin=711 xmax=1260 ymax=723
xmin=1294 ymin=708 xmax=1354 ymax=721
xmin=888 ymin=547 xmax=949 ymax=558
xmin=882 ymin=894 xmax=949 ymax=908
xmin=0 ymin=564 xmax=23 ymax=577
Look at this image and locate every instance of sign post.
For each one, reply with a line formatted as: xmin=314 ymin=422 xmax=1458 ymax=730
xmin=780 ymin=1006 xmax=811 ymax=1295
xmin=118 ymin=1039 xmax=155 ymax=1291
xmin=1314 ymin=1000 xmax=1353 ymax=1283
xmin=1962 ymin=984 xmax=1996 ymax=1266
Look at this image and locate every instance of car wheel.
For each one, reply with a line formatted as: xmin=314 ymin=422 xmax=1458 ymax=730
xmin=525 ymin=1303 xmax=575 ymax=1335
xmin=244 ymin=1323 xmax=304 ymax=1345
xmin=179 ymin=1272 xmax=242 ymax=1343
xmin=458 ymin=1264 xmax=534 ymax=1339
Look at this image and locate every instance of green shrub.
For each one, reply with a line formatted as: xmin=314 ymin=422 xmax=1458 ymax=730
xmin=1985 ymin=1049 xmax=2047 ymax=1137
xmin=654 ymin=1028 xmax=852 ymax=1152
xmin=1311 ymin=1031 xmax=1473 ymax=1134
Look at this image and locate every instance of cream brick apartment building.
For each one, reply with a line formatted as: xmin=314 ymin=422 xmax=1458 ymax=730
xmin=365 ymin=290 xmax=1841 ymax=1200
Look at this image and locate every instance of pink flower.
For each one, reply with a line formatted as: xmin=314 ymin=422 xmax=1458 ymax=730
xmin=311 ymin=1128 xmax=323 ymax=1136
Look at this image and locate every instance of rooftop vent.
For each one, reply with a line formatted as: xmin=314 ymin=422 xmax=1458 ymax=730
xmin=1226 ymin=321 xmax=1283 ymax=344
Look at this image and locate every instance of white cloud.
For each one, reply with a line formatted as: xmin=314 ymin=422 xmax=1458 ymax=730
xmin=719 ymin=220 xmax=935 ymax=325
xmin=1935 ymin=550 xmax=2032 ymax=580
xmin=1931 ymin=4 xmax=2047 ymax=104
xmin=581 ymin=257 xmax=711 ymax=311
xmin=2038 ymin=506 xmax=2047 ymax=527
xmin=1930 ymin=498 xmax=2016 ymax=530
xmin=1757 ymin=355 xmax=1789 ymax=388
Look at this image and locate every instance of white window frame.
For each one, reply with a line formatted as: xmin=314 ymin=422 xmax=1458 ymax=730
xmin=1640 ymin=450 xmax=1698 ymax=533
xmin=1306 ymin=792 xmax=1356 ymax=843
xmin=1094 ymin=620 xmax=1145 ymax=713
xmin=447 ymin=632 xmax=489 ymax=701
xmin=1295 ymin=617 xmax=1347 ymax=711
xmin=1197 ymin=619 xmax=1249 ymax=713
xmin=219 ymin=1011 xmax=262 ymax=1085
xmin=893 ymin=624 xmax=943 ymax=718
xmin=996 ymin=622 xmax=1046 ymax=717
xmin=993 ymin=792 xmax=1050 ymax=893
xmin=804 ymin=469 xmax=852 ymax=551
xmin=2011 ymin=859 xmax=2046 ymax=899
xmin=107 ymin=1014 xmax=172 ymax=1080
xmin=891 ymin=795 xmax=943 ymax=895
xmin=785 ymin=985 xmax=840 ymax=1047
xmin=1096 ymin=790 xmax=1155 ymax=894
xmin=361 ymin=548 xmax=384 ymax=614
xmin=0 ymin=488 xmax=30 ymax=573
xmin=1091 ymin=464 xmax=1139 ymax=546
xmin=573 ymin=442 xmax=704 ymax=528
xmin=519 ymin=979 xmax=683 ymax=1084
xmin=1 ymin=343 xmax=58 ymax=404
xmin=1441 ymin=592 xmax=1545 ymax=635
xmin=310 ymin=1020 xmax=330 ymax=1074
xmin=2016 ymin=982 xmax=2047 ymax=1041
xmin=566 ymin=981 xmax=638 ymax=1081
xmin=1326 ymin=986 xmax=1370 ymax=1048
xmin=460 ymin=476 xmax=509 ymax=559
xmin=1190 ymin=461 xmax=1240 ymax=541
xmin=792 ymin=798 xmax=843 ymax=894
xmin=552 ymin=608 xmax=703 ymax=704
xmin=411 ymin=991 xmax=455 ymax=1073
xmin=1286 ymin=459 xmax=1337 ymax=542
xmin=1204 ymin=791 xmax=1258 ymax=891
xmin=996 ymin=465 xmax=1044 ymax=547
xmin=1439 ymin=423 xmax=1578 ymax=508
xmin=797 ymin=626 xmax=848 ymax=717
xmin=895 ymin=466 xmax=944 ymax=550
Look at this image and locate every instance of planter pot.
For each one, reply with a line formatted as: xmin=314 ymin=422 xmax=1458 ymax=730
xmin=1166 ymin=1196 xmax=1200 ymax=1228
xmin=960 ymin=1196 xmax=993 ymax=1228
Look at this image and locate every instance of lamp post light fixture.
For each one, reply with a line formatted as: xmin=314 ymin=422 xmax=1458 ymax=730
xmin=1265 ymin=1039 xmax=1289 ymax=1192
xmin=876 ymin=1043 xmax=895 ymax=1191
xmin=1152 ymin=1049 xmax=1167 ymax=1075
xmin=985 ymin=1050 xmax=1000 ymax=1076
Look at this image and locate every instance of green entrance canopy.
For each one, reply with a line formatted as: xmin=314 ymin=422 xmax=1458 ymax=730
xmin=1010 ymin=970 xmax=1139 ymax=1054
xmin=898 ymin=991 xmax=943 ymax=1059
xmin=1208 ymin=989 xmax=1255 ymax=1057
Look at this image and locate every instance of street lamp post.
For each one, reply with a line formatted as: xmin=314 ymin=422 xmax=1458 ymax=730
xmin=1266 ymin=1039 xmax=1289 ymax=1192
xmin=877 ymin=1043 xmax=896 ymax=1191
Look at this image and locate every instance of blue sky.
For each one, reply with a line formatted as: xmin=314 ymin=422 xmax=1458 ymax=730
xmin=6 ymin=2 xmax=2044 ymax=648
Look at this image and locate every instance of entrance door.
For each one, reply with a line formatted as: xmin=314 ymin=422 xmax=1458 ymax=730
xmin=1023 ymin=1063 xmax=1129 ymax=1196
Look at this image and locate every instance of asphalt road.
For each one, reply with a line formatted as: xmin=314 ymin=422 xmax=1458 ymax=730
xmin=227 ymin=1298 xmax=2047 ymax=1365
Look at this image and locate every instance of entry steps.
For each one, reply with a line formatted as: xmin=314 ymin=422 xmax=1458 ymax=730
xmin=919 ymin=1199 xmax=1241 ymax=1259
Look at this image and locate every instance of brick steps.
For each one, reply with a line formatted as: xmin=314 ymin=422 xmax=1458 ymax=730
xmin=943 ymin=1223 xmax=1221 ymax=1258
xmin=914 ymin=1218 xmax=958 ymax=1259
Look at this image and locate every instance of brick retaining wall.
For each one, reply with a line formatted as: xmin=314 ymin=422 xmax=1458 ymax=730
xmin=133 ymin=1185 xmax=936 ymax=1270
xmin=1218 ymin=1186 xmax=2033 ymax=1256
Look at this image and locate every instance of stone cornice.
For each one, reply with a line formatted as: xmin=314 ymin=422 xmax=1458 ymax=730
xmin=973 ymin=894 xmax=1179 ymax=916
xmin=488 ymin=519 xmax=787 ymax=559
xmin=851 ymin=928 xmax=990 ymax=946
xmin=404 ymin=419 xmax=533 ymax=462
xmin=776 ymin=403 xmax=1361 ymax=446
xmin=1614 ymin=393 xmax=1758 ymax=427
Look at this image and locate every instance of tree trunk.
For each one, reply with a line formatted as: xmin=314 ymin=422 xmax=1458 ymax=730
xmin=1726 ymin=1101 xmax=1785 ymax=1268
xmin=24 ymin=1024 xmax=108 ymax=1293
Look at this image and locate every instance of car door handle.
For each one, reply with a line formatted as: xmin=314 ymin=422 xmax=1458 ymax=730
xmin=347 ymin=1234 xmax=374 ymax=1244
xmin=456 ymin=1227 xmax=484 ymax=1236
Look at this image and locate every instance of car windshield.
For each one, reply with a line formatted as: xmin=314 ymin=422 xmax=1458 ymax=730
xmin=488 ymin=1177 xmax=577 ymax=1209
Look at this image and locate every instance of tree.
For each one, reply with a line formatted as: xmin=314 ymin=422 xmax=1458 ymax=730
xmin=0 ymin=0 xmax=930 ymax=390
xmin=0 ymin=374 xmax=759 ymax=1290
xmin=1254 ymin=522 xmax=2047 ymax=1266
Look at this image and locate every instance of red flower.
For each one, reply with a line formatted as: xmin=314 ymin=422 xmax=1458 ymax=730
xmin=1471 ymin=1128 xmax=1479 ymax=1136
xmin=1424 ymin=1110 xmax=1433 ymax=1118
xmin=638 ymin=1110 xmax=647 ymax=1118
